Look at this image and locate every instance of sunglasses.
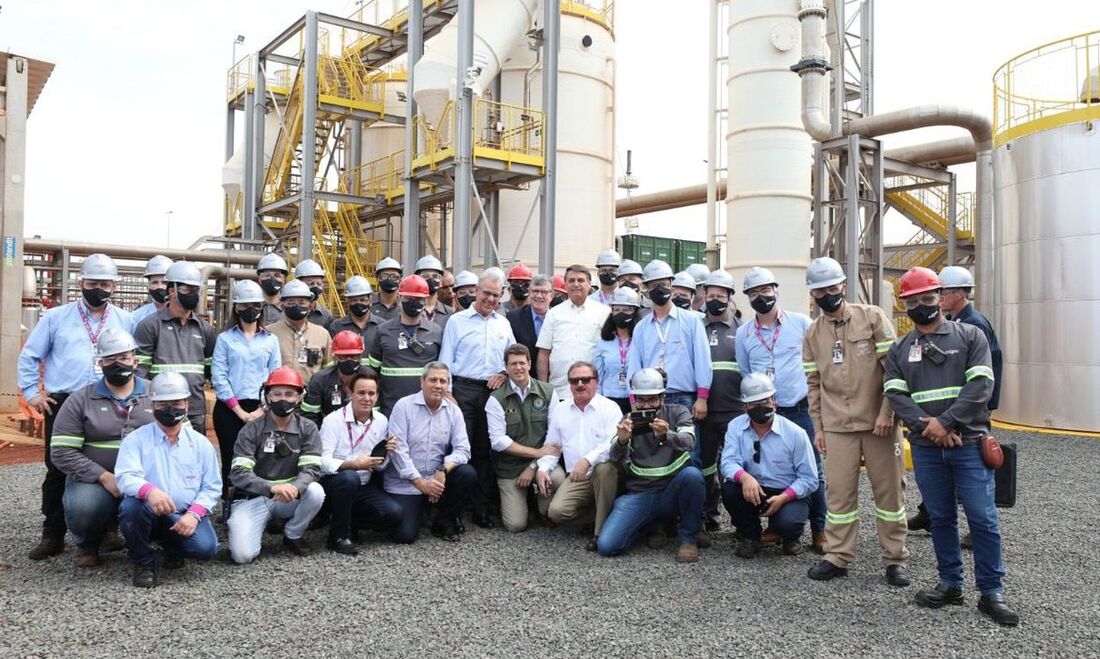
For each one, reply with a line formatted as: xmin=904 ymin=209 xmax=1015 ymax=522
xmin=568 ymin=376 xmax=595 ymax=386
xmin=753 ymin=438 xmax=762 ymax=464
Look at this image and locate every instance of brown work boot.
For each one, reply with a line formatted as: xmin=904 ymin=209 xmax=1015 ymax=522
xmin=100 ymin=531 xmax=126 ymax=553
xmin=72 ymin=550 xmax=100 ymax=568
xmin=695 ymin=529 xmax=713 ymax=549
xmin=676 ymin=542 xmax=699 ymax=563
xmin=646 ymin=529 xmax=669 ymax=550
xmin=812 ymin=531 xmax=828 ymax=555
xmin=760 ymin=529 xmax=780 ymax=545
xmin=28 ymin=537 xmax=64 ymax=561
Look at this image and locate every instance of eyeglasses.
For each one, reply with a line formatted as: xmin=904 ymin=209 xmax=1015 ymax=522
xmin=902 ymin=293 xmax=940 ymax=309
xmin=810 ymin=285 xmax=843 ymax=298
xmin=568 ymin=376 xmax=595 ymax=386
xmin=377 ymin=273 xmax=400 ymax=282
xmin=529 ymin=289 xmax=552 ymax=297
xmin=752 ymin=439 xmax=762 ymax=464
xmin=746 ymin=285 xmax=776 ymax=300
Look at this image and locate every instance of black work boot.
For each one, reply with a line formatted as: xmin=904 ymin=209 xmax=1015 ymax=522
xmin=914 ymin=583 xmax=964 ymax=608
xmin=908 ymin=505 xmax=931 ymax=532
xmin=28 ymin=536 xmax=64 ymax=561
xmin=807 ymin=559 xmax=848 ymax=581
xmin=978 ymin=594 xmax=1020 ymax=627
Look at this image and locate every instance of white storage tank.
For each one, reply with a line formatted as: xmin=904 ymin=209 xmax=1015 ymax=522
xmin=361 ymin=70 xmax=408 ymax=169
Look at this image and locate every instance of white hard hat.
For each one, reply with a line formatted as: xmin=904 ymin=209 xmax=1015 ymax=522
xmin=617 ymin=259 xmax=644 ymax=278
xmin=454 ymin=270 xmax=479 ymax=288
xmin=642 ymin=260 xmax=675 ymax=284
xmin=686 ymin=263 xmax=711 ymax=286
xmin=80 ymin=254 xmax=120 ymax=282
xmin=281 ymin=279 xmax=313 ymax=300
xmin=630 ymin=368 xmax=666 ymax=396
xmin=938 ymin=265 xmax=975 ymax=289
xmin=609 ymin=287 xmax=641 ymax=308
xmin=143 ymin=255 xmax=173 ymax=278
xmin=294 ymin=259 xmax=325 ymax=278
xmin=805 ymin=257 xmax=846 ymax=290
xmin=415 ymin=255 xmax=443 ymax=273
xmin=672 ymin=272 xmax=697 ymax=291
xmin=595 ymin=249 xmax=622 ymax=268
xmin=96 ymin=328 xmax=138 ymax=358
xmin=742 ymin=266 xmax=779 ymax=293
xmin=257 ymin=252 xmax=288 ymax=274
xmin=705 ymin=269 xmax=737 ymax=292
xmin=344 ymin=275 xmax=373 ymax=297
xmin=231 ymin=280 xmax=264 ymax=304
xmin=740 ymin=372 xmax=777 ymax=404
xmin=165 ymin=261 xmax=202 ymax=287
xmin=375 ymin=257 xmax=402 ymax=274
xmin=150 ymin=372 xmax=190 ymax=402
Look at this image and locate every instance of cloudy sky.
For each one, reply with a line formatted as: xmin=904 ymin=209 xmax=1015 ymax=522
xmin=0 ymin=0 xmax=1090 ymax=253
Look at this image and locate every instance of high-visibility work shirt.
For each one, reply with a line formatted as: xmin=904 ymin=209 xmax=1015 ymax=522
xmin=211 ymin=325 xmax=281 ymax=404
xmin=705 ymin=314 xmax=742 ymax=413
xmin=439 ymin=307 xmax=516 ymax=381
xmin=802 ymin=303 xmax=896 ymax=434
xmin=230 ymin=414 xmax=324 ymax=496
xmin=370 ymin=295 xmax=398 ymax=323
xmin=536 ymin=299 xmax=611 ymax=399
xmin=384 ymin=392 xmax=470 ymax=496
xmin=609 ymin=403 xmax=695 ymax=493
xmin=318 ymin=405 xmax=390 ymax=485
xmin=116 ymin=422 xmax=222 ymax=519
xmin=627 ymin=306 xmax=713 ymax=398
xmin=17 ymin=301 xmax=132 ymax=400
xmin=736 ymin=310 xmax=811 ymax=407
xmin=536 ymin=394 xmax=620 ymax=475
xmin=365 ymin=318 xmax=443 ymax=415
xmin=720 ymin=413 xmax=818 ymax=500
xmin=884 ymin=319 xmax=994 ymax=446
xmin=133 ymin=307 xmax=216 ymax=418
xmin=301 ymin=365 xmax=350 ymax=427
xmin=50 ymin=378 xmax=155 ymax=482
xmin=267 ymin=319 xmax=333 ymax=384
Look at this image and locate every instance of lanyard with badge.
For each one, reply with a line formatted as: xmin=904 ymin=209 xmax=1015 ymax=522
xmin=653 ymin=316 xmax=671 ymax=369
xmin=78 ymin=304 xmax=111 ymax=375
xmin=346 ymin=414 xmax=374 ymax=452
xmin=616 ymin=336 xmax=631 ymax=387
xmin=753 ymin=316 xmax=781 ymax=379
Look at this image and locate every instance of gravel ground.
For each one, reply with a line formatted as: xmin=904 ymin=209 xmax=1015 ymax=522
xmin=1 ymin=428 xmax=1097 ymax=658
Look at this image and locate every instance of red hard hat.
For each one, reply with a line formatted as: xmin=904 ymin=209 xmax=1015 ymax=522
xmin=899 ymin=266 xmax=941 ymax=298
xmin=551 ymin=274 xmax=568 ymax=294
xmin=398 ymin=274 xmax=430 ymax=298
xmin=508 ymin=263 xmax=533 ymax=281
xmin=264 ymin=365 xmax=305 ymax=391
xmin=332 ymin=330 xmax=364 ymax=356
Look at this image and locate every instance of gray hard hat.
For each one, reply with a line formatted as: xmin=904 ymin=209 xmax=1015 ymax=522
xmin=617 ymin=259 xmax=644 ymax=278
xmin=231 ymin=280 xmax=264 ymax=304
xmin=630 ymin=368 xmax=666 ymax=396
xmin=642 ymin=259 xmax=675 ymax=284
xmin=938 ymin=265 xmax=975 ymax=289
xmin=686 ymin=263 xmax=711 ymax=286
xmin=257 ymin=252 xmax=288 ymax=274
xmin=294 ymin=259 xmax=325 ymax=278
xmin=80 ymin=254 xmax=120 ymax=282
xmin=454 ymin=270 xmax=479 ymax=288
xmin=344 ymin=275 xmax=373 ymax=297
xmin=143 ymin=255 xmax=173 ymax=278
xmin=375 ymin=257 xmax=402 ymax=274
xmin=281 ymin=279 xmax=313 ymax=300
xmin=742 ymin=266 xmax=779 ymax=292
xmin=672 ymin=271 xmax=697 ymax=291
xmin=740 ymin=372 xmax=777 ymax=404
xmin=165 ymin=261 xmax=202 ymax=287
xmin=415 ymin=255 xmax=444 ymax=273
xmin=705 ymin=269 xmax=737 ymax=292
xmin=150 ymin=372 xmax=190 ymax=402
xmin=96 ymin=327 xmax=138 ymax=358
xmin=595 ymin=248 xmax=622 ymax=268
xmin=609 ymin=286 xmax=642 ymax=308
xmin=805 ymin=257 xmax=846 ymax=290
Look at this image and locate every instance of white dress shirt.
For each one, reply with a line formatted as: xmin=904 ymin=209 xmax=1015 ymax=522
xmin=536 ymin=393 xmax=622 ymax=475
xmin=486 ymin=379 xmax=562 ymax=452
xmin=318 ymin=404 xmax=390 ymax=484
xmin=535 ymin=298 xmax=610 ymax=399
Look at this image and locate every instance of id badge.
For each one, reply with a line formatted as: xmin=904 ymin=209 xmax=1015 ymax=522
xmin=832 ymin=341 xmax=844 ymax=364
xmin=263 ymin=436 xmax=276 ymax=453
xmin=766 ymin=364 xmax=775 ymax=380
xmin=618 ymin=369 xmax=627 ymax=386
xmin=93 ymin=357 xmax=103 ymax=377
xmin=397 ymin=333 xmax=409 ymax=350
xmin=330 ymin=387 xmax=342 ymax=407
xmin=656 ymin=349 xmax=665 ymax=370
xmin=908 ymin=342 xmax=922 ymax=363
xmin=297 ymin=347 xmax=309 ymax=364
xmin=709 ymin=329 xmax=718 ymax=347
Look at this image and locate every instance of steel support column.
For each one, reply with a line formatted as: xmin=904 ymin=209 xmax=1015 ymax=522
xmin=705 ymin=0 xmax=721 ymax=269
xmin=242 ymin=87 xmax=256 ymax=240
xmin=947 ymin=173 xmax=957 ymax=265
xmin=402 ymin=0 xmax=424 ymax=265
xmin=451 ymin=0 xmax=474 ymax=272
xmin=298 ymin=11 xmax=320 ymax=260
xmin=0 ymin=55 xmax=29 ymax=411
xmin=250 ymin=56 xmax=266 ymax=243
xmin=538 ymin=0 xmax=560 ymax=272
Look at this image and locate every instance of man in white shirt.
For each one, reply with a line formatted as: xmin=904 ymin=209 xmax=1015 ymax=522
xmin=538 ymin=361 xmax=621 ymax=551
xmin=318 ymin=371 xmax=402 ymax=555
xmin=536 ymin=265 xmax=611 ymax=400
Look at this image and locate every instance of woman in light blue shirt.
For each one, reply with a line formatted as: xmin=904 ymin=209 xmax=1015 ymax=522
xmin=210 ymin=281 xmax=281 ymax=505
xmin=593 ymin=287 xmax=642 ymax=414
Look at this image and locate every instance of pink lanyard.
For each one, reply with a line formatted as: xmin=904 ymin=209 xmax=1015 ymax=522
xmin=78 ymin=304 xmax=110 ymax=347
xmin=616 ymin=336 xmax=631 ymax=366
xmin=753 ymin=314 xmax=782 ymax=357
xmin=345 ymin=413 xmax=373 ymax=451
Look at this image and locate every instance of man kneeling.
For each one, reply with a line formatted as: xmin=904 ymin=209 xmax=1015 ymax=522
xmin=597 ymin=368 xmax=704 ymax=563
xmin=116 ymin=373 xmax=221 ymax=588
xmin=721 ymin=373 xmax=819 ymax=558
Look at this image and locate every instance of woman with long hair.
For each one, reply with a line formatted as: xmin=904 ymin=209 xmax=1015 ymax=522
xmin=593 ymin=287 xmax=642 ymax=414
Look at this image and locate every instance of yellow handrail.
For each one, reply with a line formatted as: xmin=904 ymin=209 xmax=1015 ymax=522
xmin=414 ymin=98 xmax=545 ymax=163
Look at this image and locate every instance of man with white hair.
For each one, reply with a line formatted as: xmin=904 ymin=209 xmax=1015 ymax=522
xmin=507 ymin=273 xmax=553 ymax=381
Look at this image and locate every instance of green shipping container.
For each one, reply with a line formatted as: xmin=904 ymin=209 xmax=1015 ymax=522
xmin=675 ymin=239 xmax=707 ymax=271
xmin=618 ymin=234 xmax=707 ymax=273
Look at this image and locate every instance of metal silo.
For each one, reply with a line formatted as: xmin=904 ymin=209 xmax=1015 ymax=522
xmin=992 ymin=30 xmax=1100 ymax=432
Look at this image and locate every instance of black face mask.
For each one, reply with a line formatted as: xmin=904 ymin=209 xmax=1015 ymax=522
xmin=672 ymin=296 xmax=691 ymax=309
xmin=612 ymin=312 xmax=635 ymax=329
xmin=337 ymin=359 xmax=361 ymax=375
xmin=154 ymin=406 xmax=187 ymax=427
xmin=82 ymin=288 xmax=112 ymax=308
xmin=379 ymin=279 xmax=399 ymax=294
xmin=814 ymin=292 xmax=844 ymax=314
xmin=621 ymin=281 xmax=639 ymax=291
xmin=706 ymin=299 xmax=728 ymax=317
xmin=747 ymin=404 xmax=775 ymax=425
xmin=259 ymin=278 xmax=282 ymax=296
xmin=350 ymin=302 xmax=370 ymax=317
xmin=598 ymin=272 xmax=617 ymax=287
xmin=402 ymin=299 xmax=425 ymax=317
xmin=269 ymin=399 xmax=298 ymax=418
xmin=750 ymin=294 xmax=777 ymax=315
xmin=457 ymin=294 xmax=476 ymax=310
xmin=284 ymin=305 xmax=309 ymax=321
xmin=176 ymin=290 xmax=199 ymax=311
xmin=149 ymin=288 xmax=169 ymax=304
xmin=648 ymin=285 xmax=672 ymax=307
xmin=308 ymin=286 xmax=324 ymax=301
xmin=425 ymin=279 xmax=440 ymax=295
xmin=510 ymin=283 xmax=529 ymax=300
xmin=906 ymin=304 xmax=940 ymax=326
xmin=551 ymin=295 xmax=566 ymax=308
xmin=238 ymin=307 xmax=261 ymax=324
xmin=102 ymin=362 xmax=134 ymax=387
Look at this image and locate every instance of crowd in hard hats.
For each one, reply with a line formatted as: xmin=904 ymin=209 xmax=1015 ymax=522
xmin=14 ymin=249 xmax=1015 ymax=626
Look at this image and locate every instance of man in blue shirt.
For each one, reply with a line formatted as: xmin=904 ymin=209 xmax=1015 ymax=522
xmin=735 ymin=265 xmax=826 ymax=553
xmin=721 ymin=373 xmax=818 ymax=559
xmin=115 ymin=372 xmax=221 ymax=588
xmin=19 ymin=253 xmax=133 ymax=560
xmin=130 ymin=255 xmax=173 ymax=327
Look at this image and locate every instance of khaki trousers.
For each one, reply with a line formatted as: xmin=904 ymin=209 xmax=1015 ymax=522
xmin=823 ymin=429 xmax=910 ymax=568
xmin=498 ymin=466 xmax=566 ymax=533
xmin=546 ymin=462 xmax=619 ymax=535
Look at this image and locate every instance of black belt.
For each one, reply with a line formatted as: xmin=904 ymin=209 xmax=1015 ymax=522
xmin=453 ymin=375 xmax=490 ymax=387
xmin=777 ymin=397 xmax=809 ymax=414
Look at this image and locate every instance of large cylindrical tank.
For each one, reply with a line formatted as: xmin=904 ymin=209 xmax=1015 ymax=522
xmin=361 ymin=71 xmax=408 ymax=166
xmin=221 ymin=115 xmax=283 ymax=205
xmin=491 ymin=8 xmax=615 ymax=271
xmin=724 ymin=0 xmax=812 ymax=314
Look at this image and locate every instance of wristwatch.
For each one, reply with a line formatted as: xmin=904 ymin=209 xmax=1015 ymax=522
xmin=528 ymin=462 xmax=538 ymax=471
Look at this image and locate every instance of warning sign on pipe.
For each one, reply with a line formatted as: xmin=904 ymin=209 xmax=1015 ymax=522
xmin=3 ymin=237 xmax=15 ymax=267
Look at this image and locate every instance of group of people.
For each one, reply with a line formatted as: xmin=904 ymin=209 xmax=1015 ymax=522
xmin=16 ymin=246 xmax=1016 ymax=626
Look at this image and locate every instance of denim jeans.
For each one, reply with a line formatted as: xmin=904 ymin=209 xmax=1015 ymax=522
xmin=320 ymin=472 xmax=402 ymax=540
xmin=911 ymin=442 xmax=1005 ymax=595
xmin=118 ymin=496 xmax=218 ymax=567
xmin=777 ymin=402 xmax=826 ymax=533
xmin=597 ymin=466 xmax=704 ymax=556
xmin=390 ymin=463 xmax=477 ymax=544
xmin=63 ymin=478 xmax=119 ymax=552
xmin=664 ymin=391 xmax=701 ymax=466
xmin=227 ymin=482 xmax=326 ymax=564
xmin=721 ymin=480 xmax=810 ymax=541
